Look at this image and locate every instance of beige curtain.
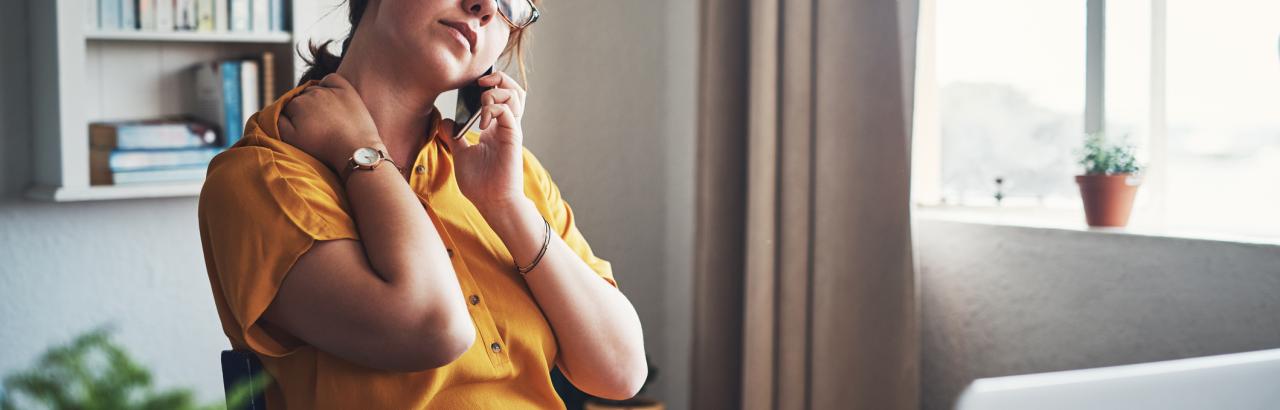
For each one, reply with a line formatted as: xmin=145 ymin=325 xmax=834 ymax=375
xmin=693 ymin=0 xmax=919 ymax=408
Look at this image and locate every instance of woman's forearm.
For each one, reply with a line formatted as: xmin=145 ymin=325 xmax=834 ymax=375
xmin=478 ymin=197 xmax=648 ymax=400
xmin=340 ymin=151 xmax=466 ymax=312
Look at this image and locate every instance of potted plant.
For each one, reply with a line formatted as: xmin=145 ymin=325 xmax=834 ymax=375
xmin=1074 ymin=133 xmax=1144 ymax=227
xmin=583 ymin=361 xmax=662 ymax=410
xmin=1 ymin=327 xmax=265 ymax=410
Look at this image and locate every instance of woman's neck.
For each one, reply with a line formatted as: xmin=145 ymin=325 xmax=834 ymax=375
xmin=335 ymin=52 xmax=444 ymax=171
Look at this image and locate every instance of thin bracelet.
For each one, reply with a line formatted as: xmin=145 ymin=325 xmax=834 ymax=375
xmin=516 ymin=218 xmax=551 ymax=276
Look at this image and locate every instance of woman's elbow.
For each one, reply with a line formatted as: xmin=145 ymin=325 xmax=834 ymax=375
xmin=396 ymin=306 xmax=476 ymax=371
xmin=588 ymin=357 xmax=649 ymax=400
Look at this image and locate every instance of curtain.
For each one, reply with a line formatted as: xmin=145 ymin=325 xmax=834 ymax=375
xmin=692 ymin=0 xmax=920 ymax=408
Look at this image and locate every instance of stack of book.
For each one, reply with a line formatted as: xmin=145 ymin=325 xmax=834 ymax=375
xmin=89 ymin=51 xmax=276 ymax=187
xmin=190 ymin=51 xmax=275 ymax=149
xmin=89 ymin=0 xmax=286 ymax=33
xmin=89 ymin=119 xmax=224 ymax=185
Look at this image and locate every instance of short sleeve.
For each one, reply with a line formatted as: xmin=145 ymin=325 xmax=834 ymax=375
xmin=520 ymin=149 xmax=618 ymax=288
xmin=198 ymin=145 xmax=359 ymax=357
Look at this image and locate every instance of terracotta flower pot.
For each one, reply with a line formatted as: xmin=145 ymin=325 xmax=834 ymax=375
xmin=1075 ymin=173 xmax=1142 ymax=227
xmin=584 ymin=398 xmax=665 ymax=410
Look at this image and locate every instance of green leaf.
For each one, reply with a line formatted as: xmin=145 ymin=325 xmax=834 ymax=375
xmin=1 ymin=327 xmax=223 ymax=410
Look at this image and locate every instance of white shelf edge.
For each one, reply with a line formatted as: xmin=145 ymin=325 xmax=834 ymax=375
xmin=27 ymin=181 xmax=205 ymax=202
xmin=84 ymin=30 xmax=293 ymax=44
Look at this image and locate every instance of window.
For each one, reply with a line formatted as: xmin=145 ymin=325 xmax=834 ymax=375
xmin=917 ymin=0 xmax=1085 ymax=207
xmin=1161 ymin=1 xmax=1280 ymax=237
xmin=914 ymin=0 xmax=1280 ymax=240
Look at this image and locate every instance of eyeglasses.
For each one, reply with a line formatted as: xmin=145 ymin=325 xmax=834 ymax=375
xmin=495 ymin=0 xmax=540 ymax=29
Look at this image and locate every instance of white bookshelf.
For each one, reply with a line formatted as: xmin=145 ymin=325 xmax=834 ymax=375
xmin=85 ymin=30 xmax=293 ymax=44
xmin=25 ymin=0 xmax=317 ymax=202
xmin=27 ymin=181 xmax=206 ymax=202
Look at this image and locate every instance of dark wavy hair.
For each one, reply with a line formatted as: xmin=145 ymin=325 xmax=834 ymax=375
xmin=297 ymin=0 xmax=536 ymax=88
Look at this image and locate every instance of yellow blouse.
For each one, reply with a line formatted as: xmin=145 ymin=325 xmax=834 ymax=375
xmin=198 ymin=81 xmax=616 ymax=409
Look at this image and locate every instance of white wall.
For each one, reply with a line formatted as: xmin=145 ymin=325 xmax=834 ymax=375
xmin=519 ymin=0 xmax=697 ymax=406
xmin=916 ymin=218 xmax=1280 ymax=410
xmin=0 ymin=0 xmax=697 ymax=407
xmin=0 ymin=0 xmax=228 ymax=402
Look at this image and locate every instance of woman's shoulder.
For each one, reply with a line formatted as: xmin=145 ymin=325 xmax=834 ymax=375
xmin=206 ymin=79 xmax=335 ymax=195
xmin=204 ymin=141 xmax=333 ymax=190
xmin=199 ymin=143 xmax=353 ymax=237
xmin=199 ymin=146 xmax=357 ymax=244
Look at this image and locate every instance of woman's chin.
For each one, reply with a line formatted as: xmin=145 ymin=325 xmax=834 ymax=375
xmin=415 ymin=50 xmax=473 ymax=84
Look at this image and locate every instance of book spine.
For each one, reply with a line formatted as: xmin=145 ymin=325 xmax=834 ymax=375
xmin=111 ymin=166 xmax=210 ymax=184
xmin=173 ymin=0 xmax=185 ymax=30
xmin=90 ymin=148 xmax=112 ymax=185
xmin=229 ymin=0 xmax=249 ymax=31
xmin=251 ymin=0 xmax=268 ymax=32
xmin=187 ymin=0 xmax=200 ymax=30
xmin=121 ymin=0 xmax=136 ymax=29
xmin=260 ymin=51 xmax=275 ymax=107
xmin=107 ymin=147 xmax=223 ymax=171
xmin=101 ymin=0 xmax=120 ymax=30
xmin=269 ymin=0 xmax=283 ymax=32
xmin=196 ymin=0 xmax=214 ymax=31
xmin=239 ymin=59 xmax=260 ymax=134
xmin=155 ymin=0 xmax=173 ymax=31
xmin=214 ymin=0 xmax=228 ymax=31
xmin=189 ymin=63 xmax=228 ymax=145
xmin=172 ymin=0 xmax=186 ymax=30
xmin=138 ymin=0 xmax=154 ymax=30
xmin=86 ymin=0 xmax=100 ymax=30
xmin=221 ymin=61 xmax=243 ymax=147
xmin=100 ymin=124 xmax=212 ymax=149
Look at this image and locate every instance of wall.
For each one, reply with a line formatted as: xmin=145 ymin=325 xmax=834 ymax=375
xmin=519 ymin=0 xmax=697 ymax=406
xmin=916 ymin=218 xmax=1280 ymax=410
xmin=0 ymin=0 xmax=697 ymax=407
xmin=0 ymin=0 xmax=229 ymax=402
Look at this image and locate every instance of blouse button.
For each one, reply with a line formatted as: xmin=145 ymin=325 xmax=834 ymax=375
xmin=469 ymin=295 xmax=480 ymax=305
xmin=490 ymin=342 xmax=502 ymax=353
xmin=414 ymin=165 xmax=426 ymax=174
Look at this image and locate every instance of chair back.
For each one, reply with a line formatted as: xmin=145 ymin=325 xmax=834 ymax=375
xmin=221 ymin=350 xmax=268 ymax=410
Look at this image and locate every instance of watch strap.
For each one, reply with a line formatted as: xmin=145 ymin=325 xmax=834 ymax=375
xmin=338 ymin=148 xmax=403 ymax=185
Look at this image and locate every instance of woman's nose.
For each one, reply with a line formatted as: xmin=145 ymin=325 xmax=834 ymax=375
xmin=463 ymin=0 xmax=497 ymax=26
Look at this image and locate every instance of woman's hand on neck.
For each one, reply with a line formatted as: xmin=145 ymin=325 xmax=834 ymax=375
xmin=335 ymin=37 xmax=447 ymax=169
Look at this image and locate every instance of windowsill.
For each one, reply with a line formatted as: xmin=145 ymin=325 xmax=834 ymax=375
xmin=912 ymin=204 xmax=1280 ymax=248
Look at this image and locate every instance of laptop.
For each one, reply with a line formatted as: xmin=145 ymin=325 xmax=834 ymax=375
xmin=955 ymin=348 xmax=1280 ymax=409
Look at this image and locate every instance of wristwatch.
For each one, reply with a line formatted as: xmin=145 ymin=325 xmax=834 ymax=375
xmin=340 ymin=147 xmax=399 ymax=184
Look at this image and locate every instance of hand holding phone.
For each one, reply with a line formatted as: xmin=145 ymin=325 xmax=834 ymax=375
xmin=452 ymin=66 xmax=494 ymax=140
xmin=439 ymin=68 xmax=529 ymax=211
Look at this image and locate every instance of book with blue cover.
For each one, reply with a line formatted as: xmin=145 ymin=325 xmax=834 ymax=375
xmin=101 ymin=0 xmax=121 ymax=30
xmin=191 ymin=61 xmax=244 ymax=148
xmin=90 ymin=146 xmax=223 ymax=186
xmin=121 ymin=0 xmax=137 ymax=29
xmin=95 ymin=147 xmax=223 ymax=172
xmin=90 ymin=119 xmax=219 ymax=150
xmin=270 ymin=0 xmax=285 ymax=31
xmin=222 ymin=60 xmax=243 ymax=147
xmin=110 ymin=166 xmax=209 ymax=185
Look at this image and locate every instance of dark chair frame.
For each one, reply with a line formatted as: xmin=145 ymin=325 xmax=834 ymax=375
xmin=220 ymin=350 xmax=268 ymax=410
xmin=220 ymin=349 xmax=588 ymax=409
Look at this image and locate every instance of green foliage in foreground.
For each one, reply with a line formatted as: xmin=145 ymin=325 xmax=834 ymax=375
xmin=1 ymin=327 xmax=268 ymax=410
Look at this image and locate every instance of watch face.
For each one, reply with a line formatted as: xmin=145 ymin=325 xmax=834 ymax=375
xmin=353 ymin=147 xmax=380 ymax=166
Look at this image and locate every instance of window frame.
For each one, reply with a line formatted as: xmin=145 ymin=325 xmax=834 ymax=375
xmin=912 ymin=0 xmax=1173 ymax=223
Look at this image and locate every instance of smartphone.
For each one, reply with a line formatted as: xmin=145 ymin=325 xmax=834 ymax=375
xmin=453 ymin=66 xmax=494 ymax=140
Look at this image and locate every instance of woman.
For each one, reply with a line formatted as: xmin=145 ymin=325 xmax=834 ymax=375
xmin=197 ymin=0 xmax=647 ymax=407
